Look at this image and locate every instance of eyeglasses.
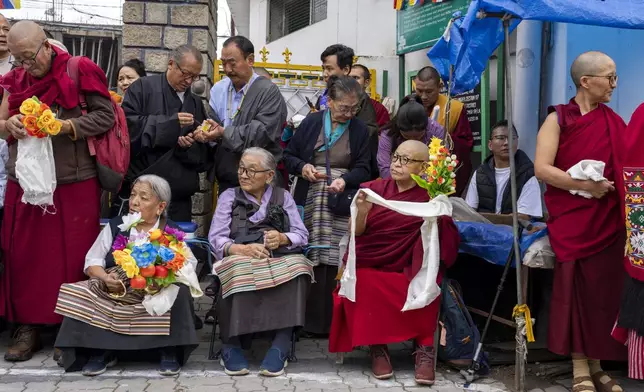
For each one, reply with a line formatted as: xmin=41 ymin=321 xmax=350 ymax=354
xmin=392 ymin=153 xmax=425 ymax=166
xmin=332 ymin=102 xmax=361 ymax=115
xmin=238 ymin=166 xmax=272 ymax=179
xmin=585 ymin=74 xmax=618 ymax=85
xmin=491 ymin=135 xmax=518 ymax=142
xmin=11 ymin=40 xmax=46 ymax=68
xmin=175 ymin=62 xmax=200 ymax=82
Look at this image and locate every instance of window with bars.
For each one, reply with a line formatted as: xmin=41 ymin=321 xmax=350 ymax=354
xmin=268 ymin=0 xmax=328 ymax=42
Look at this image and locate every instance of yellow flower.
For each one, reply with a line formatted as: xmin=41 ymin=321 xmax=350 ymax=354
xmin=40 ymin=109 xmax=55 ymax=125
xmin=113 ymin=249 xmax=140 ymax=278
xmin=45 ymin=121 xmax=62 ymax=136
xmin=428 ymin=137 xmax=443 ymax=157
xmin=19 ymin=99 xmax=39 ymax=116
xmin=121 ymin=260 xmax=140 ymax=278
xmin=149 ymin=229 xmax=162 ymax=241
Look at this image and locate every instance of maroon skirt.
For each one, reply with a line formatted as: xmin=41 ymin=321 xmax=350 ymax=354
xmin=548 ymin=236 xmax=627 ymax=360
xmin=0 ymin=178 xmax=100 ymax=324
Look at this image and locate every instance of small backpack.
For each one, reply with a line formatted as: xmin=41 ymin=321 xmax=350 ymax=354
xmin=67 ymin=56 xmax=130 ymax=193
xmin=438 ymin=278 xmax=489 ymax=375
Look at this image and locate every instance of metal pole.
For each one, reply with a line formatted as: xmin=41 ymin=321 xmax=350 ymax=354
xmin=504 ymin=18 xmax=526 ymax=392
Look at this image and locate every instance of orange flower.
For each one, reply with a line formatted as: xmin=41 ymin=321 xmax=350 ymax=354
xmin=438 ymin=177 xmax=445 ymax=185
xmin=22 ymin=115 xmax=38 ymax=131
xmin=166 ymin=253 xmax=186 ymax=271
xmin=158 ymin=235 xmax=170 ymax=247
xmin=447 ymin=165 xmax=454 ymax=172
xmin=110 ymin=91 xmax=123 ymax=104
xmin=149 ymin=229 xmax=162 ymax=241
xmin=37 ymin=103 xmax=49 ymax=116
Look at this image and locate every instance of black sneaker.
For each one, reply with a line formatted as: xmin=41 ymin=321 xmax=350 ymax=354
xmin=159 ymin=351 xmax=181 ymax=376
xmin=81 ymin=351 xmax=116 ymax=377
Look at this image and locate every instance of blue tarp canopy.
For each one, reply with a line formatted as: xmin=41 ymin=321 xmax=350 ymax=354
xmin=456 ymin=221 xmax=548 ymax=267
xmin=428 ymin=0 xmax=644 ymax=95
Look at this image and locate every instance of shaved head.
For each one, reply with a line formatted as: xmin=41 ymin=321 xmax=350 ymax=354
xmin=397 ymin=140 xmax=430 ymax=161
xmin=8 ymin=20 xmax=46 ymax=44
xmin=8 ymin=21 xmax=53 ymax=78
xmin=416 ymin=66 xmax=441 ymax=84
xmin=571 ymin=51 xmax=615 ymax=88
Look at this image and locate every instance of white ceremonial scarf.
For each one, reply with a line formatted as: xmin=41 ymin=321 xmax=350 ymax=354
xmin=339 ymin=189 xmax=452 ymax=311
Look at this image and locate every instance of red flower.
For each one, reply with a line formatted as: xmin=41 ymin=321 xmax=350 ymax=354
xmin=438 ymin=177 xmax=445 ymax=185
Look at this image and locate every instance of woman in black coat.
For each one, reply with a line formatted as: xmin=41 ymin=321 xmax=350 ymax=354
xmin=283 ymin=75 xmax=372 ymax=335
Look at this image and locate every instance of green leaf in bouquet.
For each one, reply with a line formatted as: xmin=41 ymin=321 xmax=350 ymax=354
xmin=411 ymin=173 xmax=430 ymax=190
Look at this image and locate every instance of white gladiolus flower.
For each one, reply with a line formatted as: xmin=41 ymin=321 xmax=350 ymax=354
xmin=430 ymin=155 xmax=437 ymax=161
xmin=450 ymin=173 xmax=456 ymax=178
xmin=451 ymin=154 xmax=457 ymax=160
xmin=446 ymin=157 xmax=452 ymax=163
xmin=450 ymin=186 xmax=456 ymax=192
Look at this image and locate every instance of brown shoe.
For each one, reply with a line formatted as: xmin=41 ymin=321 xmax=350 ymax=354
xmin=4 ymin=325 xmax=42 ymax=362
xmin=370 ymin=345 xmax=393 ymax=380
xmin=414 ymin=345 xmax=435 ymax=385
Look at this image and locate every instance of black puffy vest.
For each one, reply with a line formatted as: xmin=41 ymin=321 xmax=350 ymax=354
xmin=229 ymin=187 xmax=301 ymax=256
xmin=475 ymin=149 xmax=535 ymax=215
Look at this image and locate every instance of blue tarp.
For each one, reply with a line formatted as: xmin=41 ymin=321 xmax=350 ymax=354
xmin=456 ymin=221 xmax=548 ymax=267
xmin=427 ymin=0 xmax=644 ymax=95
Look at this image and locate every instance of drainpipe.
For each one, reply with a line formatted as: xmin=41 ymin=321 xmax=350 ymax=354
xmin=513 ymin=20 xmax=543 ymax=160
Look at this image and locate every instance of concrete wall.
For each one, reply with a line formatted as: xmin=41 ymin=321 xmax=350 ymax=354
xmin=542 ymin=22 xmax=644 ymax=123
xmin=248 ymin=0 xmax=399 ymax=101
xmin=122 ymin=0 xmax=218 ymax=235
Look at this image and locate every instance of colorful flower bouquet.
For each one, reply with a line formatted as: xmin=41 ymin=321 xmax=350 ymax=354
xmin=411 ymin=137 xmax=459 ymax=198
xmin=19 ymin=96 xmax=63 ymax=138
xmin=111 ymin=216 xmax=188 ymax=294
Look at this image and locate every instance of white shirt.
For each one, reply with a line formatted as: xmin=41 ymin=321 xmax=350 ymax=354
xmin=176 ymin=91 xmax=185 ymax=103
xmin=465 ymin=167 xmax=543 ymax=218
xmin=84 ymin=220 xmax=198 ymax=272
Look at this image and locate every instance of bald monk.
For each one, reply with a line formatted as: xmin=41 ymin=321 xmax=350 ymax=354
xmin=414 ymin=66 xmax=473 ymax=196
xmin=0 ymin=21 xmax=114 ymax=362
xmin=535 ymin=51 xmax=625 ymax=392
xmin=329 ymin=140 xmax=460 ymax=386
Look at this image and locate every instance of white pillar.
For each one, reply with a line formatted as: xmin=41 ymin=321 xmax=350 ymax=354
xmin=513 ymin=21 xmax=543 ymax=160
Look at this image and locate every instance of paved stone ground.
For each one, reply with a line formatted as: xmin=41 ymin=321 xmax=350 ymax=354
xmin=0 ymin=294 xmax=641 ymax=391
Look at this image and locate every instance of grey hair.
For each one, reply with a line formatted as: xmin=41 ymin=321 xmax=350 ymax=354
xmin=241 ymin=147 xmax=277 ymax=171
xmin=170 ymin=44 xmax=203 ymax=66
xmin=327 ymin=74 xmax=362 ymax=101
xmin=133 ymin=174 xmax=172 ymax=218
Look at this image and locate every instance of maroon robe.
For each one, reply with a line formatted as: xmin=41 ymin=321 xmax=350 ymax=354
xmin=545 ymin=99 xmax=626 ymax=360
xmin=329 ymin=179 xmax=459 ymax=353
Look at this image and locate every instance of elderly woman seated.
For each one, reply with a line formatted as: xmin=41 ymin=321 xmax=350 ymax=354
xmin=209 ymin=147 xmax=312 ymax=377
xmin=329 ymin=140 xmax=460 ymax=386
xmin=54 ymin=175 xmax=202 ymax=377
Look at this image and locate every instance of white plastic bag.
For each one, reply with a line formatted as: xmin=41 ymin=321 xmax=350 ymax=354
xmin=15 ymin=137 xmax=56 ymax=207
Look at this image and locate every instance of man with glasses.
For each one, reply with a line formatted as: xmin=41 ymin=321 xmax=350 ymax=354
xmin=0 ymin=20 xmax=115 ymax=362
xmin=198 ymin=36 xmax=287 ymax=194
xmin=122 ymin=44 xmax=212 ymax=222
xmin=535 ymin=51 xmax=626 ymax=391
xmin=414 ymin=66 xmax=473 ymax=196
xmin=465 ymin=120 xmax=542 ymax=222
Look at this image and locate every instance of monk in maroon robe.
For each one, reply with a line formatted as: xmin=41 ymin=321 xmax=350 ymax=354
xmin=329 ymin=140 xmax=460 ymax=386
xmin=414 ymin=66 xmax=473 ymax=197
xmin=535 ymin=51 xmax=625 ymax=392
xmin=0 ymin=21 xmax=113 ymax=362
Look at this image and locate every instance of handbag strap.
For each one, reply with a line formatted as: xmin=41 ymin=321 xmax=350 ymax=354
xmin=321 ymin=112 xmax=332 ymax=186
